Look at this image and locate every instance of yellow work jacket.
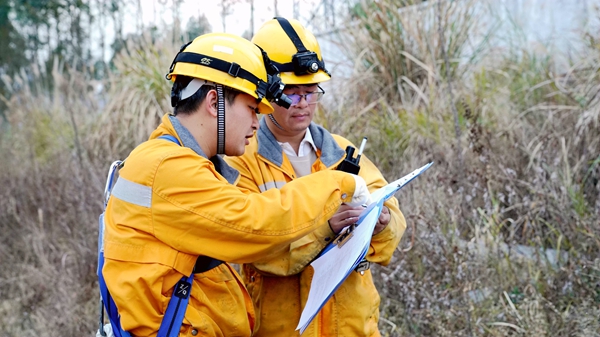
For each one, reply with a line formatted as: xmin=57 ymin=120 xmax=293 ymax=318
xmin=102 ymin=114 xmax=360 ymax=337
xmin=224 ymin=118 xmax=406 ymax=337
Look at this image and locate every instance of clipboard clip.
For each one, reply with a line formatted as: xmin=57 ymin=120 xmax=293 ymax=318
xmin=332 ymin=223 xmax=356 ymax=248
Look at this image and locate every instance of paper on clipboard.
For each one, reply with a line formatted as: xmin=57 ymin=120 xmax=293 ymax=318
xmin=296 ymin=162 xmax=433 ymax=333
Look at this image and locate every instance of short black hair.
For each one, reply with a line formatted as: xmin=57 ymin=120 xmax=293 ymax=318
xmin=172 ymin=75 xmax=242 ymax=115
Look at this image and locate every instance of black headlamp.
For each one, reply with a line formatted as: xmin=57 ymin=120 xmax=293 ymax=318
xmin=292 ymin=51 xmax=321 ymax=75
xmin=257 ymin=46 xmax=292 ymax=109
xmin=272 ymin=17 xmax=331 ymax=77
xmin=265 ymin=74 xmax=291 ymax=109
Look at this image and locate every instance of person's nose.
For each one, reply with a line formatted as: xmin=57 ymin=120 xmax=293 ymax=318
xmin=251 ymin=112 xmax=259 ymax=130
xmin=295 ymin=94 xmax=309 ymax=108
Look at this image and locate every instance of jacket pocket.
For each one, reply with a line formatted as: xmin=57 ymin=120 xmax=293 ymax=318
xmin=186 ymin=264 xmax=253 ymax=337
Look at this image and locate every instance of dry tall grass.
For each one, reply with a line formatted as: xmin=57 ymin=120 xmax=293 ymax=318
xmin=0 ymin=61 xmax=103 ymax=336
xmin=0 ymin=2 xmax=599 ymax=336
xmin=318 ymin=0 xmax=600 ymax=336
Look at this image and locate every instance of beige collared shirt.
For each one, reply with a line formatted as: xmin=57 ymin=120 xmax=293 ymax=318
xmin=277 ymin=128 xmax=318 ymax=177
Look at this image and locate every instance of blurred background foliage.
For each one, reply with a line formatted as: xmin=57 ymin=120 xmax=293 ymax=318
xmin=1 ymin=0 xmax=599 ymax=336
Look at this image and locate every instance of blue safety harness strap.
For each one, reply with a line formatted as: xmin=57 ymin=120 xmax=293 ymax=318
xmin=158 ymin=274 xmax=194 ymax=337
xmin=98 ymin=235 xmax=131 ymax=337
xmin=158 ymin=134 xmax=181 ymax=145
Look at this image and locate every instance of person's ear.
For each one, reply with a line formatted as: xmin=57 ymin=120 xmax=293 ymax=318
xmin=205 ymin=89 xmax=219 ymax=118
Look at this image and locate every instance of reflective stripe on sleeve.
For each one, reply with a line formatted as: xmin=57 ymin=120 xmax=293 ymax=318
xmin=111 ymin=176 xmax=152 ymax=207
xmin=258 ymin=180 xmax=287 ymax=192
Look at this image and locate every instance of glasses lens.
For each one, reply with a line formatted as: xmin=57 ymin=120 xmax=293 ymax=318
xmin=307 ymin=91 xmax=324 ymax=104
xmin=288 ymin=94 xmax=302 ymax=106
xmin=287 ymin=91 xmax=325 ymax=106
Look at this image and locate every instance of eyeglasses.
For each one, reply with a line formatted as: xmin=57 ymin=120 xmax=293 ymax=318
xmin=286 ymin=86 xmax=325 ymax=106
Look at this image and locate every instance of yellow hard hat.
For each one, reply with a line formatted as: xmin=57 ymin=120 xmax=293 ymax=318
xmin=252 ymin=17 xmax=331 ymax=85
xmin=166 ymin=33 xmax=284 ymax=114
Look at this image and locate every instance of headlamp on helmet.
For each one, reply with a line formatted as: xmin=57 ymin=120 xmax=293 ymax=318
xmin=292 ymin=51 xmax=320 ymax=75
xmin=270 ymin=17 xmax=330 ymax=78
xmin=262 ymin=74 xmax=291 ymax=109
xmin=256 ymin=46 xmax=292 ymax=109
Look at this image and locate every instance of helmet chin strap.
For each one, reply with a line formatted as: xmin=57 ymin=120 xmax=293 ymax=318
xmin=268 ymin=114 xmax=286 ymax=131
xmin=216 ymin=84 xmax=226 ymax=154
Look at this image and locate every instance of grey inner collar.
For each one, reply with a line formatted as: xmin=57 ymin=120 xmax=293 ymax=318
xmin=257 ymin=117 xmax=346 ymax=168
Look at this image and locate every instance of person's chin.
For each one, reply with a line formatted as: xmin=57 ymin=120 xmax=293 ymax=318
xmin=291 ymin=123 xmax=311 ymax=131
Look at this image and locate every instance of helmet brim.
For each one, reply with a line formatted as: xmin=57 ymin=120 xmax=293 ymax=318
xmin=279 ymin=71 xmax=331 ymax=85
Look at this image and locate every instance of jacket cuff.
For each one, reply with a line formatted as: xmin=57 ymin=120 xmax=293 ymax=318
xmin=313 ymin=223 xmax=336 ymax=248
